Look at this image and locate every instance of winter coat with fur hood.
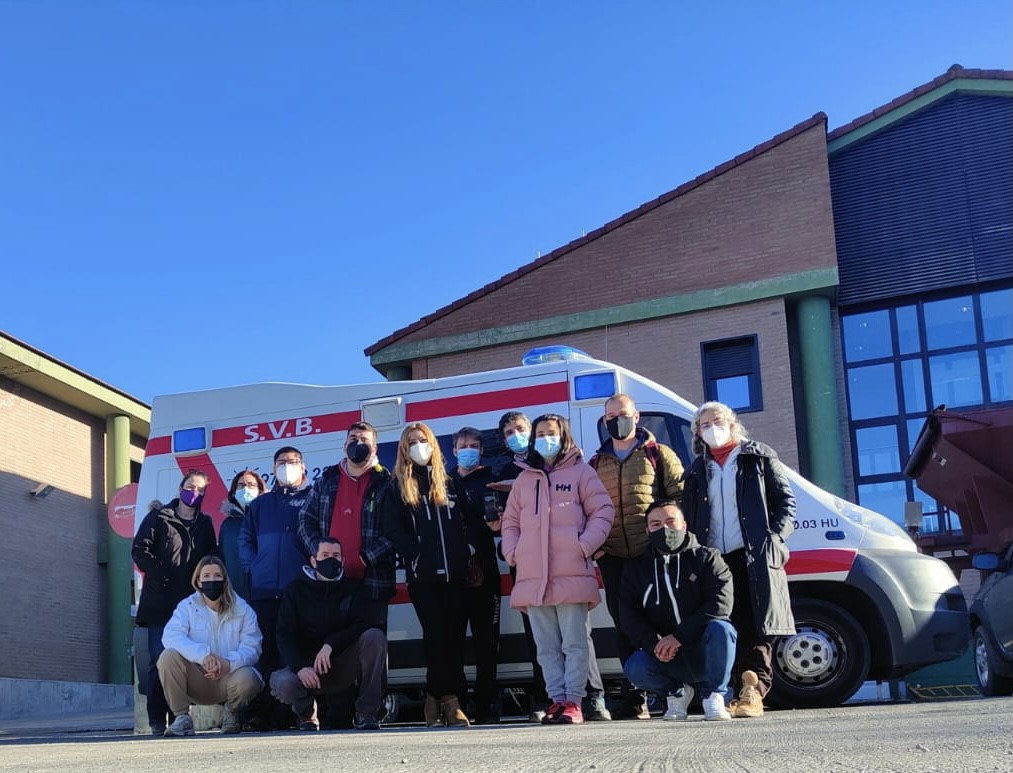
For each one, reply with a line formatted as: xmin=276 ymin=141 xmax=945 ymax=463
xmin=131 ymin=499 xmax=218 ymax=627
xmin=501 ymin=447 xmax=615 ymax=611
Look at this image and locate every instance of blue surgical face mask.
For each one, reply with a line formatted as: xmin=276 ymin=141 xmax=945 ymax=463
xmin=456 ymin=448 xmax=481 ymax=469
xmin=534 ymin=435 xmax=561 ymax=460
xmin=506 ymin=433 xmax=529 ymax=454
xmin=234 ymin=487 xmax=258 ymax=508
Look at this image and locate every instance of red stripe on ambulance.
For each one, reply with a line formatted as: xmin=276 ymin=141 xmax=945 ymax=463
xmin=145 ymin=435 xmax=171 ymax=456
xmin=211 ymin=409 xmax=360 ymax=449
xmin=406 ymin=381 xmax=569 ymax=422
xmin=785 ymin=548 xmax=857 ymax=575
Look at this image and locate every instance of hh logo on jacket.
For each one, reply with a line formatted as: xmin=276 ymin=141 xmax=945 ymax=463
xmin=555 ymin=483 xmax=572 ymax=492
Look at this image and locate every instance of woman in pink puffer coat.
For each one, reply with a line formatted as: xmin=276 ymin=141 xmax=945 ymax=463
xmin=501 ymin=413 xmax=614 ymax=725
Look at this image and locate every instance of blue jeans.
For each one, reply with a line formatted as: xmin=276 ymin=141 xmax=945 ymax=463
xmin=624 ymin=620 xmax=736 ymax=696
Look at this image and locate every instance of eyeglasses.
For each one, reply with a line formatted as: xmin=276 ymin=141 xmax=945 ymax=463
xmin=275 ymin=458 xmax=302 ymax=466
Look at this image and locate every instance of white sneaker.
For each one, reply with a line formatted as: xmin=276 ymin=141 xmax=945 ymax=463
xmin=663 ymin=685 xmax=694 ymax=720
xmin=702 ymin=692 xmax=731 ymax=721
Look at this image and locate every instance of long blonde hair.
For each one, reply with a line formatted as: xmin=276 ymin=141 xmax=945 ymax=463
xmin=191 ymin=555 xmax=237 ymax=616
xmin=394 ymin=422 xmax=449 ymax=508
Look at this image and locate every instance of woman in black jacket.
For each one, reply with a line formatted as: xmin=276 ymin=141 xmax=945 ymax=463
xmin=681 ymin=402 xmax=796 ymax=718
xmin=381 ymin=422 xmax=473 ymax=728
xmin=131 ymin=469 xmax=218 ymax=734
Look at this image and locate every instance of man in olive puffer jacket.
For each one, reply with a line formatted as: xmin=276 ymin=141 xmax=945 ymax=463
xmin=589 ymin=394 xmax=684 ymax=718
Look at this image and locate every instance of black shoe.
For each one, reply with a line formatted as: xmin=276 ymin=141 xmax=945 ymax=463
xmin=352 ymin=712 xmax=381 ymax=730
xmin=613 ymin=691 xmax=650 ymax=720
xmin=474 ymin=705 xmax=501 ymax=725
xmin=298 ymin=717 xmax=320 ymax=732
xmin=150 ymin=723 xmax=166 ymax=736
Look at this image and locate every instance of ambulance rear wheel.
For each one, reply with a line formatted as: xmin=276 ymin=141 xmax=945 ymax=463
xmin=769 ymin=599 xmax=870 ymax=708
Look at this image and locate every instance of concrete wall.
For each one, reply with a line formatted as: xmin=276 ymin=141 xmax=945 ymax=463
xmin=0 ymin=677 xmax=132 ymax=720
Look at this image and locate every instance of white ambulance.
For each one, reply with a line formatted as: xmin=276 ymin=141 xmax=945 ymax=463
xmin=134 ymin=346 xmax=968 ymax=710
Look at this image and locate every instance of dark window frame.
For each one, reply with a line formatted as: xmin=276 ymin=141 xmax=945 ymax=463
xmin=700 ymin=334 xmax=763 ymax=413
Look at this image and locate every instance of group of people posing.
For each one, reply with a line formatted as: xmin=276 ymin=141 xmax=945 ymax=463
xmin=131 ymin=395 xmax=796 ymax=736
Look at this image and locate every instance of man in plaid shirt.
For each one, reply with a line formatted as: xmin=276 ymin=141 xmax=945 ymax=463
xmin=298 ymin=422 xmax=394 ymax=630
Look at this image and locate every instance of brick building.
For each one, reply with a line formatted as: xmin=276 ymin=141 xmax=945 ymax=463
xmin=366 ymin=66 xmax=1012 ymax=533
xmin=0 ymin=331 xmax=148 ymax=684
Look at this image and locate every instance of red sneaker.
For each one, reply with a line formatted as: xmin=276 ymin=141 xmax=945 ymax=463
xmin=541 ymin=702 xmax=565 ymax=725
xmin=557 ymin=702 xmax=584 ymax=724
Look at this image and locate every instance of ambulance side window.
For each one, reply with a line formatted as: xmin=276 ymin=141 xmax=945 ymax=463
xmin=596 ymin=412 xmax=693 ymax=463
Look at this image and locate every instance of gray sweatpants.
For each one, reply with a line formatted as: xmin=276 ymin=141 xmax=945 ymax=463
xmin=527 ymin=603 xmax=590 ymax=705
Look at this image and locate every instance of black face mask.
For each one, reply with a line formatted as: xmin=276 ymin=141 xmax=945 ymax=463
xmin=315 ymin=557 xmax=343 ymax=580
xmin=346 ymin=441 xmax=371 ymax=465
xmin=200 ymin=580 xmax=225 ymax=601
xmin=606 ymin=415 xmax=636 ymax=441
xmin=649 ymin=527 xmax=686 ymax=555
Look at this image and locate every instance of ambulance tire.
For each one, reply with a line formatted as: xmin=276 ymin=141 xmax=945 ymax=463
xmin=769 ymin=599 xmax=871 ymax=709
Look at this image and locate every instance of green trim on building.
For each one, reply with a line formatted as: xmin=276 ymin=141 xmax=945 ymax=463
xmin=795 ymin=295 xmax=846 ymax=498
xmin=828 ymin=79 xmax=1013 ymax=155
xmin=0 ymin=332 xmax=150 ymax=436
xmin=371 ymin=267 xmax=839 ymax=369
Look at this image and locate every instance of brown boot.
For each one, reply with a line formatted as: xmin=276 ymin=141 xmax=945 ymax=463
xmin=424 ymin=694 xmax=444 ymax=727
xmin=729 ymin=670 xmax=764 ymax=718
xmin=440 ymin=695 xmax=470 ymax=727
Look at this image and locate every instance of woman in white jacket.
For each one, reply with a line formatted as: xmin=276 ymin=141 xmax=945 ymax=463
xmin=158 ymin=555 xmax=264 ymax=736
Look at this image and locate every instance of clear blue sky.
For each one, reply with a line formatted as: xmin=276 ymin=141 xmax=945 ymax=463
xmin=2 ymin=2 xmax=1009 ymax=404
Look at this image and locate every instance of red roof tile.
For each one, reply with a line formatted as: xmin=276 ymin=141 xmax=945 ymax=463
xmin=826 ymin=64 xmax=1013 ymax=141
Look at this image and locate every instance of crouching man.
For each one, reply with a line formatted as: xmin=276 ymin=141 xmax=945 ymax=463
xmin=158 ymin=556 xmax=264 ymax=737
xmin=270 ymin=537 xmax=388 ymax=731
xmin=619 ymin=501 xmax=737 ymax=721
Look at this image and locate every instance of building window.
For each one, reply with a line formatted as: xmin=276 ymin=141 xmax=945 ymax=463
xmin=841 ymin=284 xmax=1013 ymax=534
xmin=701 ymin=335 xmax=762 ymax=412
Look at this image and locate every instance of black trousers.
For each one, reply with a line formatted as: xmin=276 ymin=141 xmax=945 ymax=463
xmin=409 ymin=581 xmax=468 ymax=699
xmin=724 ymin=548 xmax=775 ymax=696
xmin=464 ymin=581 xmax=501 ymax=707
xmin=596 ymin=553 xmax=635 ymax=665
xmin=249 ymin=597 xmax=289 ymax=723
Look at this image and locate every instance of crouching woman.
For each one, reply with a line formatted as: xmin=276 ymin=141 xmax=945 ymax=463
xmin=157 ymin=556 xmax=264 ymax=736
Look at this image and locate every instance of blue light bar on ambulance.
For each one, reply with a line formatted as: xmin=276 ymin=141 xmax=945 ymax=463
xmin=172 ymin=427 xmax=207 ymax=453
xmin=574 ymin=372 xmax=616 ymax=400
xmin=522 ymin=345 xmax=593 ymax=366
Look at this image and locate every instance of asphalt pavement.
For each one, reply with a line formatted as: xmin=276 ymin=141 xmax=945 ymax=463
xmin=1 ymin=699 xmax=1011 ymax=773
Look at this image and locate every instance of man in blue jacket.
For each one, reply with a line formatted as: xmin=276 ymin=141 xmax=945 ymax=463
xmin=239 ymin=445 xmax=311 ymax=728
xmin=619 ymin=501 xmax=737 ymax=721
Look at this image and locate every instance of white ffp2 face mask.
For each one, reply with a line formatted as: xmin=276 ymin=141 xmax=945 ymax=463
xmin=409 ymin=442 xmax=433 ymax=466
xmin=701 ymin=425 xmax=732 ymax=449
xmin=275 ymin=463 xmax=302 ymax=486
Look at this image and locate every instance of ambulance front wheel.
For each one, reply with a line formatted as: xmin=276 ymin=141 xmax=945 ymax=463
xmin=769 ymin=598 xmax=871 ymax=709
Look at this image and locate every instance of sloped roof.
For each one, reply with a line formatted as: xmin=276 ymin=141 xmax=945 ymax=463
xmin=827 ymin=64 xmax=1012 ymax=148
xmin=0 ymin=329 xmax=150 ymax=437
xmin=365 ymin=112 xmax=828 ymax=357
